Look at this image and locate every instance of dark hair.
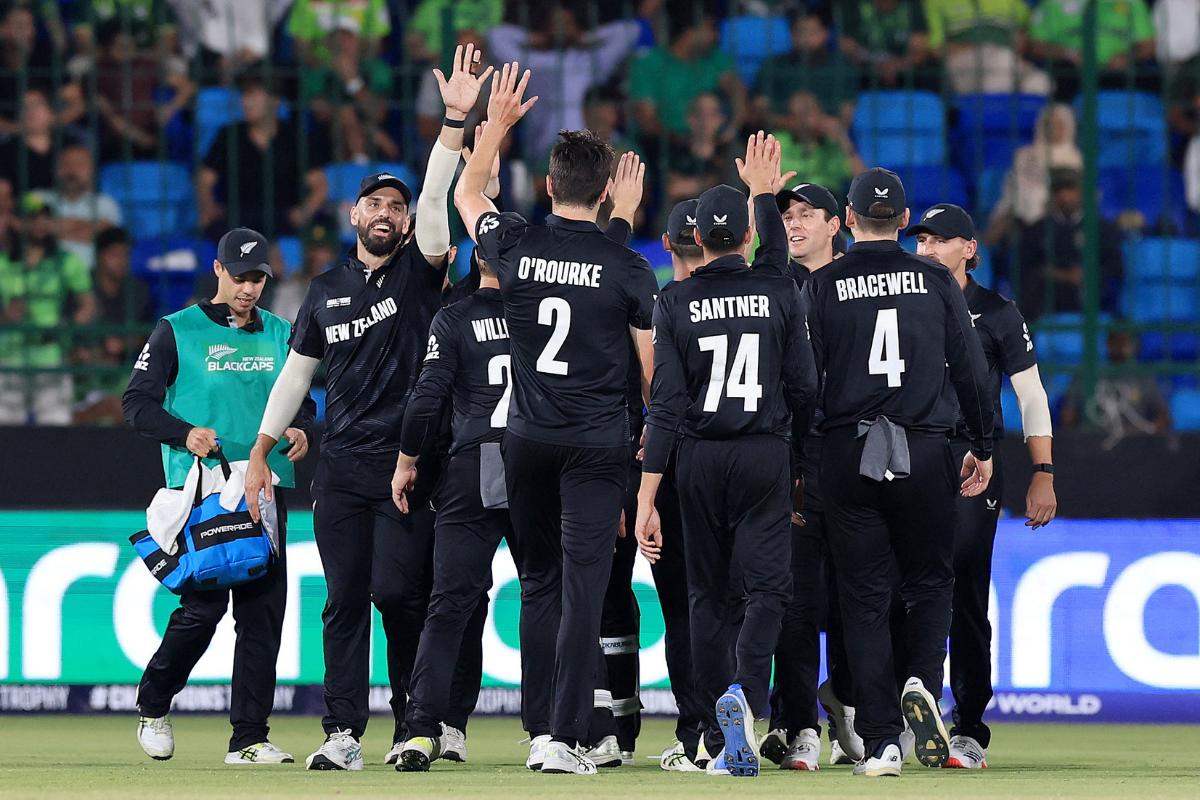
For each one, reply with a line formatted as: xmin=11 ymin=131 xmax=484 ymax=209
xmin=95 ymin=226 xmax=130 ymax=252
xmin=672 ymin=239 xmax=703 ymax=261
xmin=666 ymin=0 xmax=714 ymax=41
xmin=789 ymin=7 xmax=832 ymax=29
xmin=96 ymin=17 xmax=126 ymax=50
xmin=854 ymin=209 xmax=904 ymax=235
xmin=548 ymin=130 xmax=614 ymax=208
xmin=235 ymin=62 xmax=281 ymax=96
xmin=966 ymin=253 xmax=980 ymax=271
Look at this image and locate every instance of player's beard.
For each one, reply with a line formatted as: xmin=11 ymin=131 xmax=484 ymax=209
xmin=357 ymin=217 xmax=404 ymax=257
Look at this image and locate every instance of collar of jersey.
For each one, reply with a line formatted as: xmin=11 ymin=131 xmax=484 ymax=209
xmin=198 ymin=299 xmax=264 ymax=332
xmin=342 ymin=244 xmax=401 ymax=276
xmin=848 ymin=239 xmax=903 ymax=253
xmin=694 ymin=254 xmax=748 ymax=275
xmin=545 ymin=214 xmax=601 ymax=232
xmin=475 ymin=286 xmax=502 ymax=300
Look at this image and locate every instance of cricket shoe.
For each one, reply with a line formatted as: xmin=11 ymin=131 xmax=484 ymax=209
xmin=526 ymin=734 xmax=552 ymax=771
xmin=901 ymin=677 xmax=950 ymax=768
xmin=441 ymin=724 xmax=467 ymax=763
xmin=694 ymin=738 xmax=713 ymax=769
xmin=945 ymin=735 xmax=988 ymax=769
xmin=780 ymin=728 xmax=820 ymax=771
xmin=829 ymin=739 xmax=855 ymax=765
xmin=818 ymin=680 xmax=864 ymax=761
xmin=224 ymin=742 xmax=294 ymax=764
xmin=759 ymin=728 xmax=788 ymax=766
xmin=137 ymin=715 xmax=174 ymax=760
xmin=706 ymin=749 xmax=731 ymax=776
xmin=620 ymin=749 xmax=634 ymax=767
xmin=540 ymin=741 xmax=598 ymax=775
xmin=853 ymin=741 xmax=902 ymax=778
xmin=584 ymin=735 xmax=623 ymax=768
xmin=305 ymin=729 xmax=363 ymax=771
xmin=659 ymin=741 xmax=702 ymax=772
xmin=397 ymin=736 xmax=442 ymax=772
xmin=384 ymin=741 xmax=404 ymax=765
xmin=715 ymin=684 xmax=760 ymax=777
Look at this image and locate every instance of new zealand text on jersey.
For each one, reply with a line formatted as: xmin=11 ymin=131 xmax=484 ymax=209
xmin=324 ymin=297 xmax=398 ymax=344
xmin=835 ymin=271 xmax=928 ymax=302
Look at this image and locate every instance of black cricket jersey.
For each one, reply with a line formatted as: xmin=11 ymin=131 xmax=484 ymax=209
xmin=399 ymin=287 xmax=510 ymax=457
xmin=960 ymin=276 xmax=1038 ymax=438
xmin=804 ymin=240 xmax=994 ymax=459
xmin=291 ymin=243 xmax=446 ymax=455
xmin=642 ymin=255 xmax=818 ymax=473
xmin=474 ymin=212 xmax=659 ymax=448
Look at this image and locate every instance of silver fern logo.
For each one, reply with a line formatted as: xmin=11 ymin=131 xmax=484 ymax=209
xmin=207 ymin=344 xmax=238 ymax=362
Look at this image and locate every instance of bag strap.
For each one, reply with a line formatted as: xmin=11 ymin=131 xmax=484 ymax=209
xmin=191 ymin=446 xmax=233 ymax=506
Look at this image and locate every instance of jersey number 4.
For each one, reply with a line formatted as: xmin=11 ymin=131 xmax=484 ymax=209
xmin=699 ymin=333 xmax=763 ymax=412
xmin=868 ymin=308 xmax=906 ymax=388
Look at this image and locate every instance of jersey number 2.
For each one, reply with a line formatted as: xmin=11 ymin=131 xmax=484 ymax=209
xmin=698 ymin=333 xmax=763 ymax=412
xmin=487 ymin=355 xmax=512 ymax=428
xmin=868 ymin=308 xmax=906 ymax=388
xmin=536 ymin=298 xmax=570 ymax=375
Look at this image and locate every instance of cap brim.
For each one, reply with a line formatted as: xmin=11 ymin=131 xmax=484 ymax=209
xmin=224 ymin=260 xmax=274 ymax=278
xmin=358 ymin=179 xmax=413 ymax=204
xmin=906 ymin=224 xmax=972 ymax=239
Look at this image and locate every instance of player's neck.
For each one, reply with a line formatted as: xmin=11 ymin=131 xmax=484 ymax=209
xmin=797 ymin=244 xmax=835 ymax=272
xmin=849 ymin=229 xmax=898 ymax=243
xmin=212 ymin=295 xmax=253 ymax=327
xmin=672 ymin=256 xmax=701 ymax=280
xmin=479 ymin=274 xmax=500 ymax=290
xmin=550 ymin=202 xmax=599 ymax=223
xmin=356 ymin=244 xmax=393 ymax=271
xmin=952 ymin=264 xmax=969 ymax=290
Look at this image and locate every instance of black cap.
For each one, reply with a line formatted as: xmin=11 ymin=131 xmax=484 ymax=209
xmin=776 ymin=182 xmax=839 ymax=219
xmin=217 ymin=227 xmax=273 ymax=277
xmin=695 ymin=184 xmax=750 ymax=248
xmin=847 ymin=167 xmax=906 ymax=219
xmin=907 ymin=203 xmax=976 ymax=240
xmin=666 ymin=199 xmax=699 ymax=245
xmin=357 ymin=171 xmax=413 ymax=205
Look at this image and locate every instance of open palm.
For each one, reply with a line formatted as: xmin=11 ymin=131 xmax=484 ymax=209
xmin=435 ymin=43 xmax=493 ymax=117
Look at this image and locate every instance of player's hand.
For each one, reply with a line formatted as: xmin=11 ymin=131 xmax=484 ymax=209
xmin=791 ymin=477 xmax=806 ymax=527
xmin=186 ymin=426 xmax=219 ymax=458
xmin=617 ymin=508 xmax=627 ymax=538
xmin=634 ymin=501 xmax=662 ymax=563
xmin=771 ymin=168 xmax=798 ymax=196
xmin=1025 ymin=471 xmax=1057 ymax=529
xmin=282 ymin=427 xmax=309 ymax=462
xmin=486 ymin=61 xmax=538 ymax=130
xmin=609 ymin=151 xmax=646 ymax=222
xmin=960 ymin=452 xmax=993 ymax=497
xmin=392 ymin=456 xmax=418 ymax=514
xmin=636 ymin=427 xmax=646 ymax=463
xmin=462 ymin=122 xmax=501 ymax=193
xmin=735 ymin=130 xmax=783 ymax=197
xmin=244 ymin=446 xmax=273 ymax=523
xmin=434 ymin=42 xmax=494 ymax=119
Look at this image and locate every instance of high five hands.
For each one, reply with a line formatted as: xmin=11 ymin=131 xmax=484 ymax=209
xmin=736 ymin=131 xmax=795 ymax=197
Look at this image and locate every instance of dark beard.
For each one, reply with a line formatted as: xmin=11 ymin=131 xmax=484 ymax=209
xmin=356 ymin=221 xmax=403 ymax=257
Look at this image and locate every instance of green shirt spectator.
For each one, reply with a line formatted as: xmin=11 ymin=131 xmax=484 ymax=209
xmin=408 ymin=0 xmax=503 ymax=62
xmin=924 ymin=0 xmax=1031 ymax=49
xmin=1031 ymin=0 xmax=1155 ymax=68
xmin=300 ymin=56 xmax=393 ymax=105
xmin=289 ymin=0 xmax=391 ymax=63
xmin=629 ymin=45 xmax=738 ymax=137
xmin=755 ymin=11 xmax=859 ymax=121
xmin=839 ymin=0 xmax=929 ymax=59
xmin=0 ymin=247 xmax=91 ymax=368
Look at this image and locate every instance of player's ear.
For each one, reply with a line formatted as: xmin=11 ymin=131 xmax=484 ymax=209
xmin=597 ymin=181 xmax=611 ymax=207
xmin=845 ymin=207 xmax=858 ymax=231
xmin=213 ymin=259 xmax=223 ymax=277
xmin=349 ymin=199 xmax=360 ymax=227
xmin=964 ymin=238 xmax=979 ymax=261
xmin=828 ymin=213 xmax=842 ymax=236
xmin=692 ymin=228 xmax=704 ymax=248
xmin=661 ymin=233 xmax=672 ymax=253
xmin=545 ymin=175 xmax=554 ymax=201
xmin=900 ymin=208 xmax=911 ymax=229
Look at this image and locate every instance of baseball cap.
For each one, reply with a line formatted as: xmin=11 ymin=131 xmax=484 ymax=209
xmin=776 ymin=182 xmax=839 ymax=219
xmin=907 ymin=203 xmax=976 ymax=240
xmin=695 ymin=184 xmax=750 ymax=248
xmin=846 ymin=167 xmax=907 ymax=219
xmin=357 ymin=172 xmax=413 ymax=205
xmin=666 ymin=199 xmax=699 ymax=245
xmin=217 ymin=227 xmax=273 ymax=277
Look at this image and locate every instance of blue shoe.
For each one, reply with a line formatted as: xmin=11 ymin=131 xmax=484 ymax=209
xmin=715 ymin=684 xmax=760 ymax=777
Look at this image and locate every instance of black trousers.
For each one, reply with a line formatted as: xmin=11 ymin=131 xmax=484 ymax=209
xmin=138 ymin=492 xmax=289 ymax=751
xmin=822 ymin=428 xmax=958 ymax=755
xmin=504 ymin=432 xmax=628 ymax=744
xmin=601 ymin=507 xmax=641 ymax=751
xmin=676 ymin=435 xmax=792 ymax=755
xmin=949 ymin=439 xmax=1004 ymax=749
xmin=312 ymin=451 xmax=436 ymax=741
xmin=407 ymin=447 xmax=510 ymax=738
xmin=650 ymin=469 xmax=704 ymax=757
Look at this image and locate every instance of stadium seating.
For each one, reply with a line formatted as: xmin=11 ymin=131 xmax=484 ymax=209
xmin=324 ymin=161 xmax=421 ymax=207
xmin=276 ymin=236 xmax=303 ymax=276
xmin=1121 ymin=237 xmax=1200 ymax=281
xmin=953 ymin=93 xmax=1045 ymax=170
xmin=194 ymin=86 xmax=242 ymax=158
xmin=130 ymin=237 xmax=216 ymax=317
xmin=898 ymin=165 xmax=969 ymax=216
xmin=1139 ymin=332 xmax=1200 ymax=361
xmin=1169 ymin=388 xmax=1200 ymax=431
xmin=719 ymin=15 xmax=791 ymax=85
xmin=1076 ymin=91 xmax=1167 ymax=168
xmin=1120 ymin=238 xmax=1200 ymax=323
xmin=852 ymin=91 xmax=945 ymax=167
xmin=1100 ymin=167 xmax=1188 ymax=232
xmin=1034 ymin=312 xmax=1110 ymax=365
xmin=99 ymin=161 xmax=196 ymax=241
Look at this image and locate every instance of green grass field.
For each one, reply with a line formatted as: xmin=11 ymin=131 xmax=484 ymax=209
xmin=3 ymin=716 xmax=1197 ymax=799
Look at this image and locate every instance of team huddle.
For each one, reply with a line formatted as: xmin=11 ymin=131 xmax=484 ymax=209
xmin=127 ymin=44 xmax=1058 ymax=779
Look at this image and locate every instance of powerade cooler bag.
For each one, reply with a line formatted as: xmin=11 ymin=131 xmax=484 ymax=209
xmin=130 ymin=452 xmax=274 ymax=593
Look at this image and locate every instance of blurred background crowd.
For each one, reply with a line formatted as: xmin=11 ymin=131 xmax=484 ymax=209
xmin=0 ymin=0 xmax=1196 ymax=445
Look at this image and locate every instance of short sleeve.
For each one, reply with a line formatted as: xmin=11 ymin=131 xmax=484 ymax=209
xmin=624 ymin=256 xmax=659 ymax=330
xmin=474 ymin=211 xmax=529 ymax=266
xmin=290 ymin=283 xmax=326 ymax=359
xmin=996 ymin=300 xmax=1037 ymax=377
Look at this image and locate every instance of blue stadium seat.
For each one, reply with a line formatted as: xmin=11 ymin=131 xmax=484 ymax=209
xmin=953 ymin=93 xmax=1045 ymax=170
xmin=1075 ymin=92 xmax=1167 ymax=167
xmin=1139 ymin=332 xmax=1200 ymax=361
xmin=1033 ymin=312 xmax=1109 ymax=364
xmin=1120 ymin=237 xmax=1200 ymax=282
xmin=1125 ymin=283 xmax=1200 ymax=322
xmin=972 ymin=166 xmax=1008 ymax=221
xmin=130 ymin=237 xmax=216 ymax=316
xmin=325 ymin=161 xmax=422 ymax=206
xmin=972 ymin=242 xmax=994 ymax=289
xmin=852 ymin=91 xmax=945 ymax=167
xmin=311 ymin=387 xmax=327 ymax=423
xmin=900 ymin=166 xmax=969 ymax=216
xmin=1100 ymin=168 xmax=1188 ymax=231
xmin=194 ymin=86 xmax=242 ymax=158
xmin=1170 ymin=388 xmax=1200 ymax=431
xmin=100 ymin=161 xmax=195 ymax=240
xmin=1000 ymin=380 xmax=1020 ymax=432
xmin=276 ymin=236 xmax=303 ymax=276
xmin=719 ymin=15 xmax=791 ymax=85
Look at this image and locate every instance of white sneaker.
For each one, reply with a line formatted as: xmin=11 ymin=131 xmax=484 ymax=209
xmin=705 ymin=749 xmax=731 ymax=777
xmin=780 ymin=728 xmax=820 ymax=771
xmin=305 ymin=729 xmax=364 ymax=771
xmin=442 ymin=725 xmax=467 ymax=763
xmin=660 ymin=741 xmax=702 ymax=772
xmin=384 ymin=741 xmax=404 ymax=765
xmin=224 ymin=741 xmax=294 ymax=764
xmin=137 ymin=715 xmax=174 ymax=760
xmin=526 ymin=734 xmax=552 ymax=771
xmin=853 ymin=743 xmax=902 ymax=777
xmin=818 ymin=680 xmax=864 ymax=761
xmin=900 ymin=677 xmax=950 ymax=768
xmin=540 ymin=741 xmax=598 ymax=775
xmin=620 ymin=749 xmax=634 ymax=767
xmin=694 ymin=738 xmax=713 ymax=769
xmin=945 ymin=735 xmax=988 ymax=769
xmin=829 ymin=739 xmax=854 ymax=765
xmin=396 ymin=736 xmax=442 ymax=772
xmin=759 ymin=728 xmax=788 ymax=766
xmin=715 ymin=684 xmax=760 ymax=777
xmin=584 ymin=735 xmax=622 ymax=768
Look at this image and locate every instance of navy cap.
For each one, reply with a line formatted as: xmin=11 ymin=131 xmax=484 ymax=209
xmin=216 ymin=227 xmax=272 ymax=277
xmin=776 ymin=182 xmax=839 ymax=219
xmin=666 ymin=199 xmax=699 ymax=245
xmin=907 ymin=203 xmax=976 ymax=240
xmin=695 ymin=184 xmax=750 ymax=247
xmin=357 ymin=171 xmax=413 ymax=205
xmin=847 ymin=167 xmax=906 ymax=219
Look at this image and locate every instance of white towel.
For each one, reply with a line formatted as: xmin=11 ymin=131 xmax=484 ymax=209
xmin=145 ymin=460 xmax=279 ymax=555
